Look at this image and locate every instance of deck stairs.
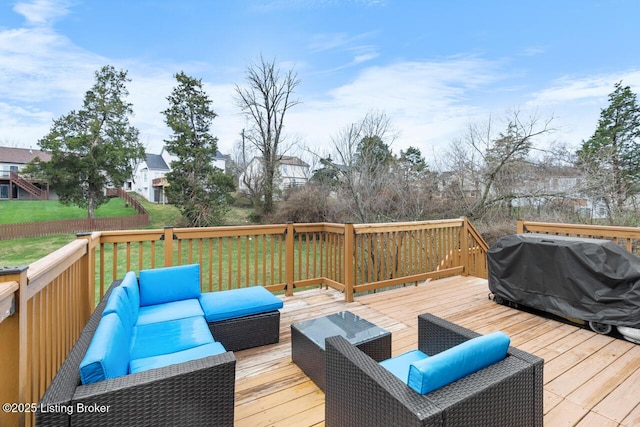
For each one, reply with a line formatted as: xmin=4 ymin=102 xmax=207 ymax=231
xmin=9 ymin=171 xmax=48 ymax=200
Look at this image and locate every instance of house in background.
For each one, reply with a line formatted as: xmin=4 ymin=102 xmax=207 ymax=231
xmin=126 ymin=153 xmax=171 ymax=203
xmin=126 ymin=147 xmax=228 ymax=203
xmin=0 ymin=146 xmax=52 ymax=200
xmin=238 ymin=156 xmax=310 ymax=194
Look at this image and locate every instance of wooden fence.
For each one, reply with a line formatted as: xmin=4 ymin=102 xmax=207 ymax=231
xmin=0 ymin=189 xmax=149 ymax=240
xmin=0 ymin=217 xmax=487 ymax=426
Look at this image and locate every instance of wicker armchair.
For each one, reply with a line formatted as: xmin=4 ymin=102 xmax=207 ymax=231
xmin=36 ymin=281 xmax=236 ymax=427
xmin=325 ymin=313 xmax=543 ymax=427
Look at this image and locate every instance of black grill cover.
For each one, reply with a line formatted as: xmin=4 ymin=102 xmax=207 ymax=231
xmin=488 ymin=233 xmax=640 ymax=328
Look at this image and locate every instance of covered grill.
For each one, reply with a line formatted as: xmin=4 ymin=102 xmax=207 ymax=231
xmin=488 ymin=233 xmax=640 ymax=334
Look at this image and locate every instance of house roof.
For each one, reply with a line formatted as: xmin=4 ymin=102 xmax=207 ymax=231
xmin=280 ymin=156 xmax=309 ymax=167
xmin=0 ymin=146 xmax=51 ymax=164
xmin=161 ymin=146 xmax=227 ymax=161
xmin=145 ymin=153 xmax=170 ymax=170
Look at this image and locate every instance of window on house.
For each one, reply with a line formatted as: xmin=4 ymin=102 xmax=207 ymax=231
xmin=0 ymin=184 xmax=9 ymax=199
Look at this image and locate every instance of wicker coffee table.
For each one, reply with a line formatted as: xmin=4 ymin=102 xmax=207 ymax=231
xmin=291 ymin=311 xmax=391 ymax=391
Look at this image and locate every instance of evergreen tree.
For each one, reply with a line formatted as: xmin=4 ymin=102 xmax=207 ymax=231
xmin=578 ymin=82 xmax=640 ymax=219
xmin=398 ymin=146 xmax=428 ymax=179
xmin=163 ymin=72 xmax=235 ymax=227
xmin=34 ymin=65 xmax=143 ymax=218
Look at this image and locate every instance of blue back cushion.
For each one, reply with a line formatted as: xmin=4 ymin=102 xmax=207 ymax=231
xmin=119 ymin=271 xmax=140 ymax=320
xmin=79 ymin=313 xmax=131 ymax=384
xmin=103 ymin=286 xmax=137 ymax=329
xmin=139 ymin=264 xmax=201 ymax=307
xmin=408 ymin=331 xmax=510 ymax=395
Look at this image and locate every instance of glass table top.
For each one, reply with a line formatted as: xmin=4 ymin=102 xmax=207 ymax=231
xmin=292 ymin=310 xmax=389 ymax=349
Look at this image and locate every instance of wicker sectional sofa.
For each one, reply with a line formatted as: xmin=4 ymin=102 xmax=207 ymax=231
xmin=325 ymin=313 xmax=543 ymax=427
xmin=36 ymin=264 xmax=283 ymax=427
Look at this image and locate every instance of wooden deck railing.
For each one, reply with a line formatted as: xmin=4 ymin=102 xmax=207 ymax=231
xmin=0 ymin=235 xmax=97 ymax=427
xmin=517 ymin=220 xmax=640 ymax=256
xmin=94 ymin=218 xmax=489 ymax=302
xmin=0 ymin=217 xmax=486 ymax=426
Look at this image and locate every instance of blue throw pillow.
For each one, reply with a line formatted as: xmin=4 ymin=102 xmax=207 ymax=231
xmin=139 ymin=264 xmax=201 ymax=307
xmin=79 ymin=313 xmax=131 ymax=384
xmin=408 ymin=331 xmax=510 ymax=395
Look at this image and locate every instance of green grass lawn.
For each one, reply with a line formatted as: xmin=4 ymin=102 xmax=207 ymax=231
xmin=0 ymin=198 xmax=137 ymax=224
xmin=0 ymin=196 xmax=254 ymax=266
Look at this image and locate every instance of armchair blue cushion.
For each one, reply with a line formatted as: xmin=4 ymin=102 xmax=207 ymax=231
xmin=79 ymin=313 xmax=131 ymax=384
xmin=139 ymin=263 xmax=201 ymax=306
xmin=408 ymin=331 xmax=510 ymax=395
xmin=379 ymin=349 xmax=429 ymax=383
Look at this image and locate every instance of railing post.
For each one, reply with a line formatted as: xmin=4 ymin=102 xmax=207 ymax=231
xmin=77 ymin=232 xmax=96 ymax=309
xmin=461 ymin=217 xmax=470 ymax=276
xmin=344 ymin=223 xmax=355 ymax=303
xmin=517 ymin=220 xmax=525 ymax=234
xmin=0 ymin=266 xmax=26 ymax=427
xmin=164 ymin=226 xmax=174 ymax=267
xmin=285 ymin=222 xmax=295 ymax=296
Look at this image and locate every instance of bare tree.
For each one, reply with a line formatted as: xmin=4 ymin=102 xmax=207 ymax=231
xmin=329 ymin=110 xmax=399 ymax=222
xmin=440 ymin=110 xmax=555 ymax=219
xmin=235 ymin=55 xmax=301 ymax=214
xmin=231 ymin=129 xmax=265 ymax=208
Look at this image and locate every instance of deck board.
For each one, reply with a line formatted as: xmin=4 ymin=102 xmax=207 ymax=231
xmin=233 ymin=275 xmax=639 ymax=426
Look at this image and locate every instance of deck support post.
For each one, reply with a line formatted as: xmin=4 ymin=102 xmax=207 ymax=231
xmin=164 ymin=226 xmax=174 ymax=267
xmin=285 ymin=223 xmax=295 ymax=297
xmin=344 ymin=223 xmax=354 ymax=303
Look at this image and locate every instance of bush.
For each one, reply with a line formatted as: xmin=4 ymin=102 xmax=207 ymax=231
xmin=267 ymin=185 xmax=330 ymax=223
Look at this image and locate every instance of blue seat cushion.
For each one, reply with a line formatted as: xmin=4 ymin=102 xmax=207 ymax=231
xmin=102 ymin=286 xmax=137 ymax=329
xmin=130 ymin=315 xmax=215 ymax=360
xmin=137 ymin=299 xmax=205 ymax=325
xmin=79 ymin=313 xmax=131 ymax=385
xmin=379 ymin=350 xmax=429 ymax=382
xmin=139 ymin=264 xmax=202 ymax=307
xmin=119 ymin=271 xmax=140 ymax=319
xmin=199 ymin=286 xmax=283 ymax=323
xmin=129 ymin=342 xmax=227 ymax=374
xmin=408 ymin=331 xmax=511 ymax=395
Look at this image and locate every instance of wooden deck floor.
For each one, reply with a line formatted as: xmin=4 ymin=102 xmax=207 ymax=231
xmin=233 ymin=276 xmax=640 ymax=426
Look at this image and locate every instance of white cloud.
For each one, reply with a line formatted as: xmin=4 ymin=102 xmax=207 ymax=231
xmin=286 ymin=57 xmax=504 ymax=158
xmin=522 ymin=70 xmax=640 ymax=148
xmin=0 ymin=27 xmax=102 ymax=103
xmin=0 ymin=101 xmax=53 ymax=146
xmin=528 ymin=71 xmax=640 ymax=106
xmin=13 ymin=0 xmax=73 ymax=26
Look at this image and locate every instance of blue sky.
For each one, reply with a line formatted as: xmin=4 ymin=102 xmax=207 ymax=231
xmin=1 ymin=0 xmax=640 ymax=164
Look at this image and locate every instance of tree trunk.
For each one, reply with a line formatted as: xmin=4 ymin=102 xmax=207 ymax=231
xmin=87 ymin=196 xmax=95 ymax=219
